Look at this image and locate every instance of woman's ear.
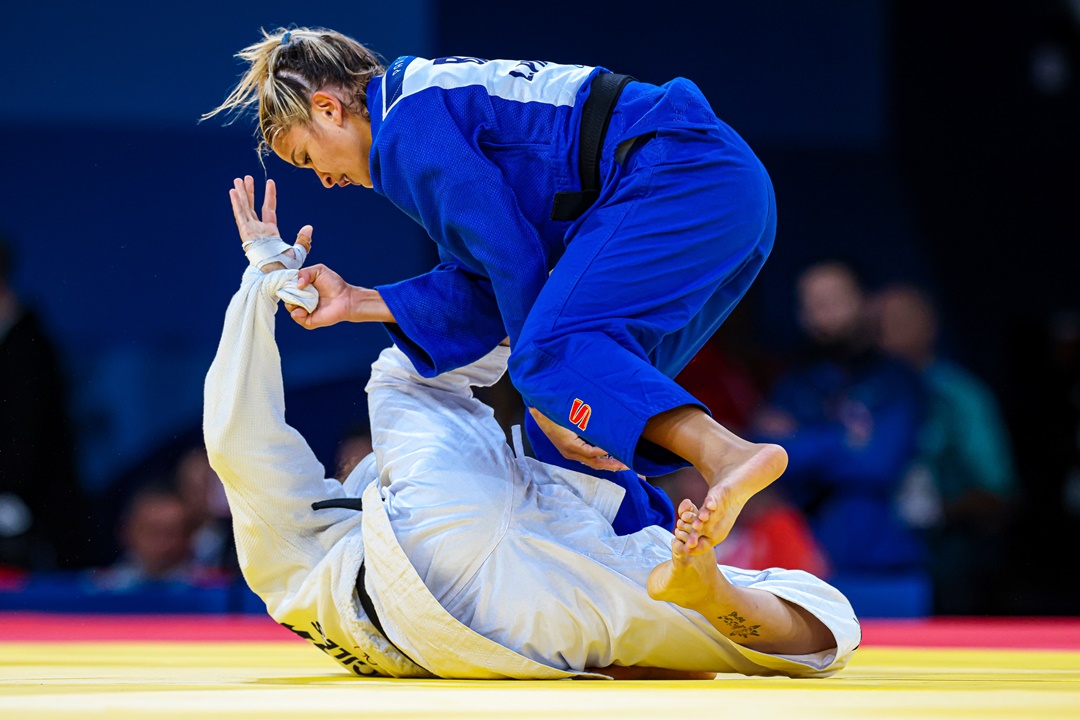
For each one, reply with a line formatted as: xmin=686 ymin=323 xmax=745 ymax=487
xmin=310 ymin=91 xmax=344 ymax=126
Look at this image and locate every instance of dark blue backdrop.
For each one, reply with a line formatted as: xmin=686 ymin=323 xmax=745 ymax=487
xmin=5 ymin=0 xmax=1072 ymax=502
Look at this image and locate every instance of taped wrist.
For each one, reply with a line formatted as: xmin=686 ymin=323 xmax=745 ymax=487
xmin=242 ymin=236 xmax=309 ymax=271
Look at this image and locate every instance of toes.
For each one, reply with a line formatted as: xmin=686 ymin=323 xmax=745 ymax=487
xmin=671 ymin=536 xmax=688 ymax=561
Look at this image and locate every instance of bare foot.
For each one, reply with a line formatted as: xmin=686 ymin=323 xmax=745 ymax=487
xmin=649 ymin=499 xmax=837 ymax=656
xmin=647 ymin=499 xmax=725 ymax=609
xmin=687 ymin=443 xmax=787 ymax=555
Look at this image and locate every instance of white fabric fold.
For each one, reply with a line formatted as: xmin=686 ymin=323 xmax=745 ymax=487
xmin=204 ymin=257 xmax=861 ymax=680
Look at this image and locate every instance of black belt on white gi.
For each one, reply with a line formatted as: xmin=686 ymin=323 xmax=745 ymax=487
xmin=550 ymin=71 xmax=634 ymax=222
xmin=311 ymin=496 xmax=421 ymax=667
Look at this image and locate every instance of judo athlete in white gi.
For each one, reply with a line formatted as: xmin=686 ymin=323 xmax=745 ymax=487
xmin=202 ymin=229 xmax=861 ymax=679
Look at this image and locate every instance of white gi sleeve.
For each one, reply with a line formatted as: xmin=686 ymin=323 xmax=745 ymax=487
xmin=203 ymin=267 xmax=363 ymax=611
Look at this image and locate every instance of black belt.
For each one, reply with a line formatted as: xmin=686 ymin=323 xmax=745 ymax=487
xmin=550 ymin=72 xmax=634 ymax=222
xmin=312 ymin=496 xmax=421 ymax=667
xmin=356 ymin=562 xmax=427 ymax=668
xmin=355 ymin=563 xmax=388 ymax=640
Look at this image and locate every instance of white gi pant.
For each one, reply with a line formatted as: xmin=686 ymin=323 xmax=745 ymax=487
xmin=369 ymin=345 xmax=860 ymax=677
xmin=205 ymin=267 xmax=860 ymax=679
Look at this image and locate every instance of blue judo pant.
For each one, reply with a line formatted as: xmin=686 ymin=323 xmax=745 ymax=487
xmin=510 ymin=112 xmax=777 ymax=536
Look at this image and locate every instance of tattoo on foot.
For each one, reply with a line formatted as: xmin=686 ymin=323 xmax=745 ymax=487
xmin=720 ymin=611 xmax=761 ymax=639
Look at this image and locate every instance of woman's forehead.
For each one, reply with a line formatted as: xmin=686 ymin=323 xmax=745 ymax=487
xmin=271 ymin=125 xmax=308 ymax=165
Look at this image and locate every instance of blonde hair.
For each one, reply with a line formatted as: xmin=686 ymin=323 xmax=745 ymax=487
xmin=204 ymin=27 xmax=384 ymax=152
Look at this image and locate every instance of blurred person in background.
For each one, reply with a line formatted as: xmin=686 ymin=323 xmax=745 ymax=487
xmin=873 ymin=284 xmax=1015 ymax=614
xmin=175 ymin=445 xmax=237 ymax=577
xmin=94 ymin=485 xmax=196 ymax=591
xmin=751 ymin=261 xmax=925 ymax=578
xmin=334 ymin=423 xmax=374 ymax=482
xmin=0 ymin=233 xmax=87 ymax=572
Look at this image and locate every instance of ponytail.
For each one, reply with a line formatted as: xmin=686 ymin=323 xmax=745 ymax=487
xmin=204 ymin=27 xmax=384 ymax=152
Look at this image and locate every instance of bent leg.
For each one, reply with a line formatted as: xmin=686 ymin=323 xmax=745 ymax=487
xmin=512 ymin=123 xmax=780 ymax=538
xmin=649 ymin=500 xmax=834 ymax=655
xmin=452 ymin=465 xmax=859 ymax=676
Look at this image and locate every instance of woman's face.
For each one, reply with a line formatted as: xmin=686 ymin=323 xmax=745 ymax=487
xmin=272 ymin=90 xmax=373 ymax=189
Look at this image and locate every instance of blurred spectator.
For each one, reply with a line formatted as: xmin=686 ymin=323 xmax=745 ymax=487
xmin=0 ymin=233 xmax=87 ymax=570
xmin=752 ymin=261 xmax=925 ymax=576
xmin=175 ymin=445 xmax=236 ymax=575
xmin=94 ymin=486 xmax=195 ymax=591
xmin=873 ymin=284 xmax=1015 ymax=613
xmin=335 ymin=423 xmax=374 ymax=481
xmin=473 ymin=372 xmax=529 ymax=445
xmin=675 ymin=302 xmax=770 ymax=436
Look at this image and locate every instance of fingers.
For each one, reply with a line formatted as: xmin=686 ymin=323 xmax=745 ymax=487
xmin=296 ymin=225 xmax=313 ymax=253
xmin=230 ymin=177 xmax=257 ymax=239
xmin=295 ymin=263 xmax=334 ymax=290
xmin=530 ymin=408 xmax=632 ymax=472
xmin=578 ymin=455 xmax=631 ymax=473
xmin=289 ymin=305 xmax=322 ymax=330
xmin=245 ymin=175 xmax=256 ymax=216
xmin=565 ymin=441 xmax=631 ymax=472
xmin=296 ymin=264 xmax=323 ymax=290
xmin=228 ymin=187 xmax=245 ymax=235
xmin=231 ymin=177 xmax=250 ymax=215
xmin=262 ymin=178 xmax=277 ymax=227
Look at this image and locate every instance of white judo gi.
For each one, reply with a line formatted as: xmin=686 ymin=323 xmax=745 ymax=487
xmin=203 ymin=264 xmax=861 ymax=680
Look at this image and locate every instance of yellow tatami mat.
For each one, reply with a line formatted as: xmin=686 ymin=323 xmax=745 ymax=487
xmin=2 ymin=641 xmax=1079 ymax=719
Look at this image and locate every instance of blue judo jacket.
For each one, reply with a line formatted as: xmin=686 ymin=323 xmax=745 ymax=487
xmin=369 ymin=56 xmax=718 ymax=374
xmin=365 ymin=56 xmax=769 ymax=534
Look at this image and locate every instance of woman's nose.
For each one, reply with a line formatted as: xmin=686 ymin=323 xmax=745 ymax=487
xmin=319 ymin=172 xmax=333 ymax=188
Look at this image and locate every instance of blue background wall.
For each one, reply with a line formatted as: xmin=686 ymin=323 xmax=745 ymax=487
xmin=0 ymin=0 xmax=1076 ymax=518
xmin=2 ymin=1 xmax=436 ymax=489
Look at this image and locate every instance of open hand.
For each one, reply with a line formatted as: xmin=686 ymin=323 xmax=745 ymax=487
xmin=229 ymin=176 xmax=282 ymax=244
xmin=529 ymin=407 xmax=629 ymax=473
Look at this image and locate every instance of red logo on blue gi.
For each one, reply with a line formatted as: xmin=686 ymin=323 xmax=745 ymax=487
xmin=569 ymin=398 xmax=591 ymax=431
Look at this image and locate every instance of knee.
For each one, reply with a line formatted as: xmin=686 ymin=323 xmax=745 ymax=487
xmin=507 ymin=339 xmax=544 ymax=397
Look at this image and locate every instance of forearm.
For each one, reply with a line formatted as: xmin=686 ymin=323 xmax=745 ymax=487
xmin=204 ymin=270 xmax=356 ymax=565
xmin=348 ymin=285 xmax=397 ymax=323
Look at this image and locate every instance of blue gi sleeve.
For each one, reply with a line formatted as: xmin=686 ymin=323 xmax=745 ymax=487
xmin=371 ymin=87 xmax=552 ymax=376
xmin=376 ymin=247 xmax=508 ymax=377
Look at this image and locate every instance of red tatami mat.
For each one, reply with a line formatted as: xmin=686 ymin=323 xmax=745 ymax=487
xmin=0 ymin=613 xmax=292 ymax=642
xmin=860 ymin=617 xmax=1080 ymax=650
xmin=2 ymin=613 xmax=1080 ymax=649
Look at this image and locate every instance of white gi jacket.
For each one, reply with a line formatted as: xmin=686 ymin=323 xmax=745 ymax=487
xmin=204 ymin=267 xmax=860 ymax=680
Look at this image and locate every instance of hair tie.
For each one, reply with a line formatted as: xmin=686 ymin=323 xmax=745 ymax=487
xmin=282 ymin=31 xmax=292 ymax=45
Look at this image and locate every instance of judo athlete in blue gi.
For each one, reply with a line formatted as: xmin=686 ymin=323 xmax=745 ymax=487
xmin=208 ymin=27 xmax=788 ymax=556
